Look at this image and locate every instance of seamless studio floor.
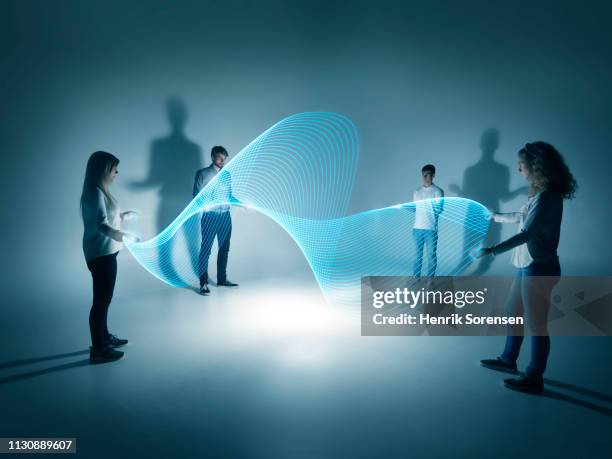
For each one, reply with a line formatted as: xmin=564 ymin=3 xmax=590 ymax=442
xmin=0 ymin=262 xmax=611 ymax=459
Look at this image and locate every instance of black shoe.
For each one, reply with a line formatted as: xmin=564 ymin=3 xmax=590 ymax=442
xmin=105 ymin=334 xmax=128 ymax=348
xmin=90 ymin=346 xmax=124 ymax=364
xmin=217 ymin=280 xmax=239 ymax=287
xmin=504 ymin=375 xmax=544 ymax=394
xmin=480 ymin=357 xmax=518 ymax=374
xmin=199 ymin=284 xmax=211 ymax=295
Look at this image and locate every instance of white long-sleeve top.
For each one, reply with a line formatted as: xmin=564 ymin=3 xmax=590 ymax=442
xmin=493 ymin=206 xmax=531 ymax=268
xmin=81 ymin=187 xmax=122 ymax=260
xmin=413 ymin=184 xmax=444 ymax=230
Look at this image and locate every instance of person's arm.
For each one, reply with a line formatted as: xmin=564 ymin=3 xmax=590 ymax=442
xmin=489 ymin=192 xmax=557 ymax=256
xmin=226 ymin=171 xmax=239 ymax=203
xmin=194 ymin=168 xmax=216 ymax=198
xmin=120 ymin=211 xmax=138 ymax=221
xmin=94 ymin=189 xmax=127 ymax=242
xmin=402 ymin=189 xmax=418 ymax=212
xmin=492 ymin=212 xmax=521 ymax=223
xmin=435 ymin=188 xmax=444 ymax=215
xmin=193 ymin=170 xmax=204 ymax=198
xmin=100 ymin=224 xmax=125 ymax=242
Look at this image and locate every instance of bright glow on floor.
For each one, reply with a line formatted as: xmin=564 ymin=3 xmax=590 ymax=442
xmin=202 ymin=281 xmax=358 ymax=338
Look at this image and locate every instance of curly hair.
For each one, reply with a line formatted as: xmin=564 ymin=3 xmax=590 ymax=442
xmin=519 ymin=142 xmax=577 ymax=199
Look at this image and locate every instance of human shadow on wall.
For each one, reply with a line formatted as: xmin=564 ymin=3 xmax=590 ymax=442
xmin=450 ymin=128 xmax=527 ymax=275
xmin=129 ymin=96 xmax=203 ymax=285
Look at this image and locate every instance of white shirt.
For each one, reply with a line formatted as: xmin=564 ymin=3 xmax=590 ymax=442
xmin=82 ymin=187 xmax=122 ymax=260
xmin=513 ymin=199 xmax=533 ymax=268
xmin=413 ymin=184 xmax=444 ymax=230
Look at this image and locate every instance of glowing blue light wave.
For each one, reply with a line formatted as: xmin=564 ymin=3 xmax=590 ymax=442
xmin=124 ymin=112 xmax=490 ymax=307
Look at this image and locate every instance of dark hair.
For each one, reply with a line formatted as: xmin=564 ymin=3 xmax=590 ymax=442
xmin=211 ymin=146 xmax=228 ymax=158
xmin=80 ymin=151 xmax=119 ymax=216
xmin=422 ymin=164 xmax=436 ymax=175
xmin=519 ymin=142 xmax=577 ymax=199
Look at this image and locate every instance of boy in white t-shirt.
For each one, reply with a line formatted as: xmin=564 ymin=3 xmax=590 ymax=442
xmin=412 ymin=164 xmax=444 ymax=276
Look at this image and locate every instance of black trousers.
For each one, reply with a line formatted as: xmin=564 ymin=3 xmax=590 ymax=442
xmin=198 ymin=211 xmax=232 ymax=286
xmin=86 ymin=252 xmax=118 ymax=349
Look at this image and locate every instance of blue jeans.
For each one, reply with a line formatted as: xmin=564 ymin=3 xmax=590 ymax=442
xmin=501 ymin=258 xmax=561 ymax=379
xmin=412 ymin=229 xmax=438 ymax=277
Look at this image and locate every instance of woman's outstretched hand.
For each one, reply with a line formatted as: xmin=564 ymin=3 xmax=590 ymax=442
xmin=122 ymin=232 xmax=141 ymax=243
xmin=474 ymin=247 xmax=494 ymax=259
xmin=120 ymin=210 xmax=139 ymax=220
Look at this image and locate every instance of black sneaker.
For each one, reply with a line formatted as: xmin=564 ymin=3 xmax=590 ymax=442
xmin=90 ymin=346 xmax=124 ymax=364
xmin=504 ymin=375 xmax=544 ymax=394
xmin=105 ymin=334 xmax=128 ymax=348
xmin=217 ymin=280 xmax=239 ymax=287
xmin=480 ymin=357 xmax=518 ymax=374
xmin=199 ymin=284 xmax=211 ymax=295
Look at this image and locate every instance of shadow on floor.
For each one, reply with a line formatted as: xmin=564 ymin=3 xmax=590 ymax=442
xmin=0 ymin=358 xmax=91 ymax=385
xmin=544 ymin=378 xmax=612 ymax=403
xmin=0 ymin=350 xmax=89 ymax=370
xmin=0 ymin=350 xmax=91 ymax=385
xmin=540 ymin=378 xmax=612 ymax=416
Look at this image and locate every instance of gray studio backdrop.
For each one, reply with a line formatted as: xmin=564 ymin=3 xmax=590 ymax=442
xmin=2 ymin=0 xmax=611 ymax=306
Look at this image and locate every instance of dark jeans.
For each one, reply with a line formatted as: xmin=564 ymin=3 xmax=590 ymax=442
xmin=412 ymin=229 xmax=438 ymax=277
xmin=501 ymin=258 xmax=561 ymax=379
xmin=157 ymin=216 xmax=201 ymax=287
xmin=86 ymin=252 xmax=118 ymax=349
xmin=198 ymin=211 xmax=232 ymax=286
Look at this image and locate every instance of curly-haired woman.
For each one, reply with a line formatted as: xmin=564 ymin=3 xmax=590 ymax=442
xmin=478 ymin=142 xmax=577 ymax=393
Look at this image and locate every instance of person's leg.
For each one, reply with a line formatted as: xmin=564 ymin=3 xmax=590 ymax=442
xmin=425 ymin=230 xmax=438 ymax=277
xmin=502 ymin=337 xmax=524 ymax=364
xmin=102 ymin=309 xmax=109 ymax=338
xmin=87 ymin=258 xmax=104 ymax=349
xmin=503 ymin=262 xmax=560 ymax=392
xmin=412 ymin=229 xmax=425 ymax=276
xmin=101 ymin=253 xmax=118 ymax=339
xmin=501 ymin=273 xmax=525 ymax=363
xmin=216 ymin=212 xmax=232 ymax=284
xmin=184 ymin=213 xmax=202 ymax=279
xmin=198 ymin=212 xmax=217 ymax=287
xmin=522 ymin=265 xmax=560 ymax=379
xmin=157 ymin=201 xmax=181 ymax=285
xmin=527 ymin=336 xmax=550 ymax=377
xmin=87 ymin=254 xmax=117 ymax=349
xmin=481 ymin=272 xmax=524 ymax=373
